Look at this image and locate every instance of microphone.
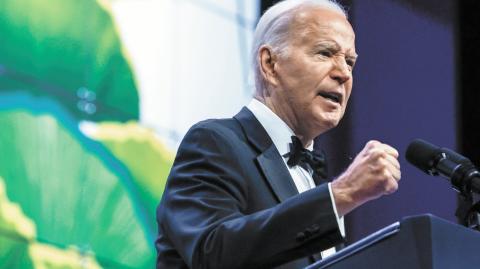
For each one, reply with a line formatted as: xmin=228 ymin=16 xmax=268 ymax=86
xmin=406 ymin=139 xmax=480 ymax=195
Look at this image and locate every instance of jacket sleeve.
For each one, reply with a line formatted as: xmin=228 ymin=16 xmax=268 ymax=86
xmin=157 ymin=123 xmax=344 ymax=269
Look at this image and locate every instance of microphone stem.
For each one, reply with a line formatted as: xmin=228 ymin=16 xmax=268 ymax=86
xmin=466 ymin=171 xmax=480 ymax=194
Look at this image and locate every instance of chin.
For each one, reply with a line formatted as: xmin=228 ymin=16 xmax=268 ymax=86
xmin=309 ymin=110 xmax=344 ymax=134
xmin=324 ymin=119 xmax=340 ymax=129
xmin=309 ymin=117 xmax=339 ymax=136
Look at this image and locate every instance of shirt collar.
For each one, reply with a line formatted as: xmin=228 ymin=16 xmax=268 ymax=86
xmin=246 ymin=99 xmax=313 ymax=156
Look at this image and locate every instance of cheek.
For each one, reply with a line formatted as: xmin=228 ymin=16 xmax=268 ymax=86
xmin=344 ymin=83 xmax=353 ymax=103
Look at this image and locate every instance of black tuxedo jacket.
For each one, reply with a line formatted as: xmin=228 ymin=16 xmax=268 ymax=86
xmin=156 ymin=107 xmax=344 ymax=269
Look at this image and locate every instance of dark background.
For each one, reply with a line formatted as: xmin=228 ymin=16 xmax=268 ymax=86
xmin=260 ymin=0 xmax=479 ymax=243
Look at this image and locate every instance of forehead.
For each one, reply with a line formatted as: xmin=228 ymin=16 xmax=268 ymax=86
xmin=290 ymin=7 xmax=356 ymax=53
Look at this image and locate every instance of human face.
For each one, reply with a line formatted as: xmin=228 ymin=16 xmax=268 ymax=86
xmin=265 ymin=8 xmax=357 ymax=143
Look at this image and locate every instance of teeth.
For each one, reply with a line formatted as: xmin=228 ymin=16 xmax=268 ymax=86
xmin=318 ymin=92 xmax=341 ymax=103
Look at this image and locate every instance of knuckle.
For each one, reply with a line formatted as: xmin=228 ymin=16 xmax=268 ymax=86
xmin=372 ymin=168 xmax=390 ymax=181
xmin=378 ymin=151 xmax=388 ymax=160
xmin=367 ymin=147 xmax=379 ymax=156
xmin=381 ymin=169 xmax=390 ymax=179
xmin=369 ymin=163 xmax=382 ymax=175
xmin=370 ymin=150 xmax=387 ymax=162
xmin=365 ymin=140 xmax=380 ymax=150
xmin=367 ymin=140 xmax=381 ymax=147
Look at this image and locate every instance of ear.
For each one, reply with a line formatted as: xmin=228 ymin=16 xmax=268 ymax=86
xmin=259 ymin=46 xmax=279 ymax=87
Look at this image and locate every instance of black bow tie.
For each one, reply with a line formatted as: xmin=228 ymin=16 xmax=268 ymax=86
xmin=283 ymin=136 xmax=328 ymax=181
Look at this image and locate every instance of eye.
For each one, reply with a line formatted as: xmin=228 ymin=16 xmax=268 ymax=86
xmin=346 ymin=59 xmax=355 ymax=67
xmin=317 ymin=50 xmax=333 ymax=57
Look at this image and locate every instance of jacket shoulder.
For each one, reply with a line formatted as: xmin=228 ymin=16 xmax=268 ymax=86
xmin=183 ymin=117 xmax=245 ymax=144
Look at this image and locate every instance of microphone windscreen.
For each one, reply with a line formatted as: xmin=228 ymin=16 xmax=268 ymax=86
xmin=441 ymin=147 xmax=470 ymax=164
xmin=406 ymin=139 xmax=442 ymax=174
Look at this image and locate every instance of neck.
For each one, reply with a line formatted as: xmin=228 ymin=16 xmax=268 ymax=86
xmin=253 ymin=94 xmax=314 ymax=147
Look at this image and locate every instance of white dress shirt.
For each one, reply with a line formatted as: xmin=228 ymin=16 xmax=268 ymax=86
xmin=247 ymin=99 xmax=345 ymax=258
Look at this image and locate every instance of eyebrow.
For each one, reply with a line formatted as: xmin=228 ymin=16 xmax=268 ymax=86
xmin=346 ymin=54 xmax=358 ymax=62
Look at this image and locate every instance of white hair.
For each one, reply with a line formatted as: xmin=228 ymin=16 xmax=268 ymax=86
xmin=252 ymin=0 xmax=347 ymax=94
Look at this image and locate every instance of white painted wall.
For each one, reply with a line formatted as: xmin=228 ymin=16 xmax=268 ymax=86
xmin=109 ymin=0 xmax=259 ymax=149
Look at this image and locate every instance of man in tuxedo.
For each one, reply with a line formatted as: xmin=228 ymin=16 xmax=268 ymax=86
xmin=156 ymin=0 xmax=401 ymax=268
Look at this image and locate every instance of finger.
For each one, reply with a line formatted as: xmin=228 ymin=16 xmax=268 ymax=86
xmin=379 ymin=157 xmax=401 ymax=181
xmin=379 ymin=143 xmax=399 ymax=158
xmin=386 ymin=164 xmax=401 ymax=181
xmin=381 ymin=165 xmax=401 ymax=182
xmin=391 ymin=167 xmax=401 ymax=181
xmin=385 ymin=179 xmax=399 ymax=194
xmin=365 ymin=140 xmax=381 ymax=149
xmin=384 ymin=154 xmax=400 ymax=170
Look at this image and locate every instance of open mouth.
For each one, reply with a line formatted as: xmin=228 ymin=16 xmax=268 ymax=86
xmin=317 ymin=91 xmax=342 ymax=104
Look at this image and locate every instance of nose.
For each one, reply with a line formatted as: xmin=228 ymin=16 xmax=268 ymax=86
xmin=330 ymin=58 xmax=351 ymax=85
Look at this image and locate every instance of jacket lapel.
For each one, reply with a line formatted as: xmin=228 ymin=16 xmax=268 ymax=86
xmin=257 ymin=146 xmax=299 ymax=202
xmin=234 ymin=107 xmax=298 ymax=203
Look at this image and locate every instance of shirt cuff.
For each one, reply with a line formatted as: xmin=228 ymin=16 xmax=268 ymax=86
xmin=328 ymin=182 xmax=345 ymax=238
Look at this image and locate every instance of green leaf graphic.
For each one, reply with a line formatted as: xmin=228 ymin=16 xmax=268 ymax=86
xmin=0 ymin=0 xmax=139 ymax=122
xmin=0 ymin=94 xmax=154 ymax=268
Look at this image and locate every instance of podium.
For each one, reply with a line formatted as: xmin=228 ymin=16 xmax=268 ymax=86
xmin=307 ymin=214 xmax=480 ymax=269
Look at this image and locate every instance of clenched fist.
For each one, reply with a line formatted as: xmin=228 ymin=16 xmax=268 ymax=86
xmin=331 ymin=140 xmax=401 ymax=216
